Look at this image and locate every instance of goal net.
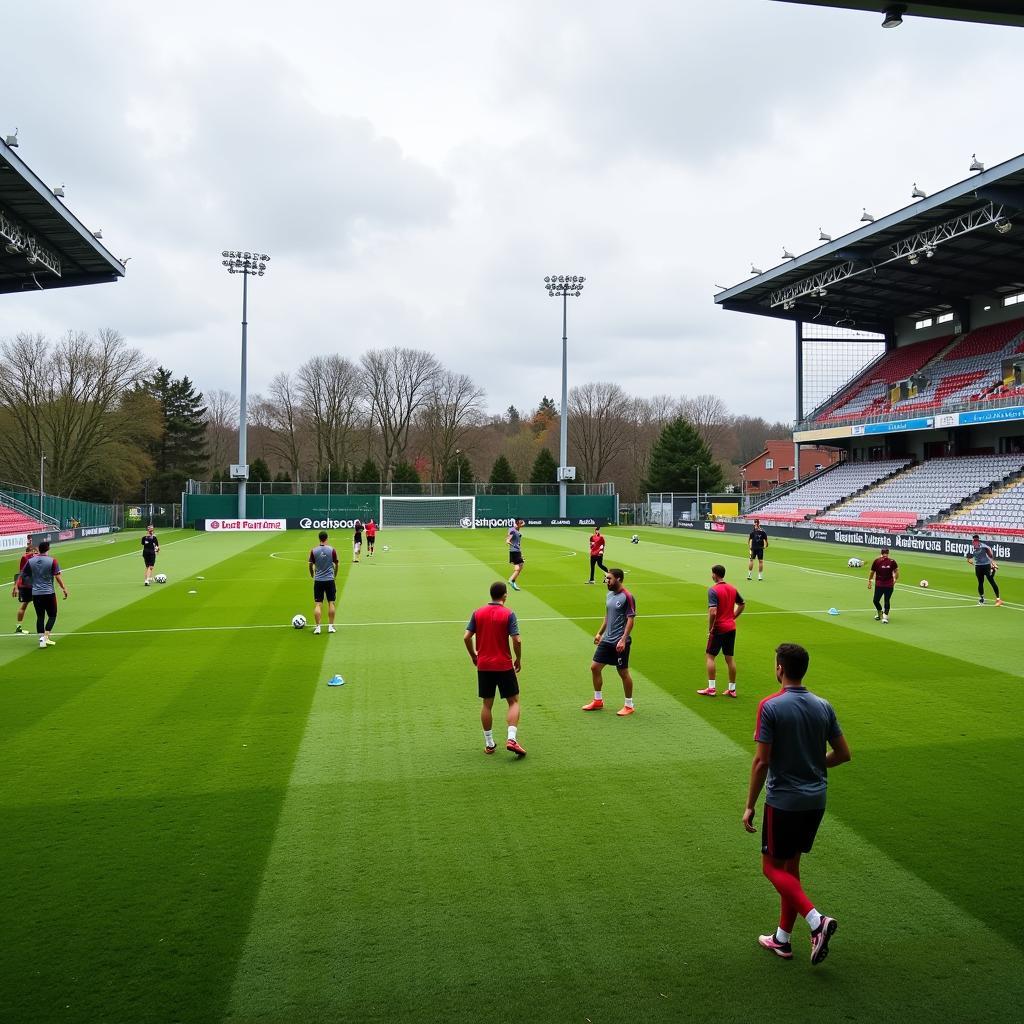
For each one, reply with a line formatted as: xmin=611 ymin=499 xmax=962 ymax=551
xmin=378 ymin=496 xmax=476 ymax=529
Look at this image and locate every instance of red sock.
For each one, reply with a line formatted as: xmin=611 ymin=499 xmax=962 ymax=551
xmin=762 ymin=856 xmax=813 ymax=920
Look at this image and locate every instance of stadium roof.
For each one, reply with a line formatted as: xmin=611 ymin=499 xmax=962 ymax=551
xmin=0 ymin=136 xmax=125 ymax=295
xmin=714 ymin=152 xmax=1024 ymax=336
xmin=773 ymin=2 xmax=1024 ymax=29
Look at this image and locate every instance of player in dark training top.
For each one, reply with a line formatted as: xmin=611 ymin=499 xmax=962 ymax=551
xmin=966 ymin=534 xmax=1002 ymax=606
xmin=141 ymin=525 xmax=160 ymax=586
xmin=17 ymin=540 xmax=69 ymax=648
xmin=867 ymin=546 xmax=899 ymax=623
xmin=11 ymin=539 xmax=36 ymax=634
xmin=507 ymin=519 xmax=525 ymax=591
xmin=747 ymin=519 xmax=768 ymax=581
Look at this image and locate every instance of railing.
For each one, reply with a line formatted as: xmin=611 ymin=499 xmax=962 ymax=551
xmin=187 ymin=479 xmax=616 ymax=497
xmin=0 ymin=483 xmax=59 ymax=527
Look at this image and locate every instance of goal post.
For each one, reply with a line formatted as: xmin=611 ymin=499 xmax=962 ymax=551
xmin=378 ymin=496 xmax=477 ymax=529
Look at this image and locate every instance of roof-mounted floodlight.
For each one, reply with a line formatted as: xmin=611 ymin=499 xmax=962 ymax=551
xmin=970 ymin=154 xmax=985 ymax=173
xmin=882 ymin=5 xmax=905 ymax=28
xmin=995 ymin=220 xmax=1012 ymax=235
xmin=4 ymin=129 xmax=18 ymax=147
xmin=861 ymin=209 xmax=875 ymax=223
xmin=750 ymin=264 xmax=763 ymax=276
xmin=52 ymin=184 xmax=65 ymax=198
xmin=911 ymin=183 xmax=927 ymax=199
xmin=908 ymin=252 xmax=920 ymax=266
xmin=92 ymin=229 xmax=103 ymax=239
xmin=818 ymin=228 xmax=832 ymax=242
xmin=924 ymin=246 xmax=935 ymax=258
xmin=781 ymin=248 xmax=795 ymax=260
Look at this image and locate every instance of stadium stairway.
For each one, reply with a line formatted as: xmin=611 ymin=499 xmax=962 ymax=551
xmin=927 ymin=465 xmax=1024 ymax=538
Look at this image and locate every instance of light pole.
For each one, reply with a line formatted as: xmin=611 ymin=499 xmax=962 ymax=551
xmin=221 ymin=250 xmax=270 ymax=519
xmin=39 ymin=452 xmax=46 ymax=516
xmin=544 ymin=274 xmax=585 ymax=517
xmin=455 ymin=449 xmax=462 ymax=497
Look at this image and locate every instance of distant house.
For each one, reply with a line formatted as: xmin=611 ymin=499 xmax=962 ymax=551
xmin=740 ymin=441 xmax=842 ymax=495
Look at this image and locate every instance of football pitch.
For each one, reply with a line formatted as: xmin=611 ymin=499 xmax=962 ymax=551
xmin=2 ymin=526 xmax=1022 ymax=1024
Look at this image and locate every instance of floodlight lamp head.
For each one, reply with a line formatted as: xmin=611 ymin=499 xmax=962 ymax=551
xmin=970 ymin=153 xmax=985 ymax=172
xmin=750 ymin=264 xmax=763 ymax=276
xmin=4 ymin=128 xmax=18 ymax=147
xmin=995 ymin=220 xmax=1012 ymax=235
xmin=818 ymin=228 xmax=832 ymax=242
xmin=911 ymin=183 xmax=927 ymax=199
xmin=92 ymin=229 xmax=102 ymax=239
xmin=52 ymin=184 xmax=64 ymax=198
xmin=881 ymin=5 xmax=905 ymax=28
xmin=908 ymin=253 xmax=920 ymax=266
xmin=925 ymin=246 xmax=935 ymax=258
xmin=860 ymin=209 xmax=875 ymax=223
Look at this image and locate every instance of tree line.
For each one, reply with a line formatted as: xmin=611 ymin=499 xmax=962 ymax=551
xmin=0 ymin=331 xmax=791 ymax=503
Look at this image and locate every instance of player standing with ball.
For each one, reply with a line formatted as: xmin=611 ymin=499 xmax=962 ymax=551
xmin=308 ymin=531 xmax=339 ymax=635
xmin=967 ymin=534 xmax=1002 ymax=606
xmin=141 ymin=525 xmax=160 ymax=586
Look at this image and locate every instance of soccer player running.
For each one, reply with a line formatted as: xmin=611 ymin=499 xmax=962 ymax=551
xmin=17 ymin=540 xmax=69 ymax=648
xmin=11 ymin=539 xmax=36 ymax=634
xmin=747 ymin=519 xmax=768 ymax=581
xmin=308 ymin=530 xmax=339 ymax=635
xmin=867 ymin=545 xmax=899 ymax=623
xmin=141 ymin=525 xmax=160 ymax=586
xmin=365 ymin=518 xmax=377 ymax=557
xmin=582 ymin=568 xmax=637 ymax=716
xmin=698 ymin=565 xmax=744 ymax=698
xmin=507 ymin=519 xmax=525 ymax=591
xmin=464 ymin=580 xmax=526 ymax=757
xmin=966 ymin=534 xmax=1002 ymax=606
xmin=586 ymin=525 xmax=609 ymax=584
xmin=352 ymin=520 xmax=363 ymax=563
xmin=743 ymin=643 xmax=851 ymax=965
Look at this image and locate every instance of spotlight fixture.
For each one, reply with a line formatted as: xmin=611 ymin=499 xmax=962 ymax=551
xmin=817 ymin=287 xmax=828 ymax=298
xmin=222 ymin=251 xmax=271 ymax=276
xmin=996 ymin=220 xmax=1012 ymax=235
xmin=52 ymin=184 xmax=65 ymax=198
xmin=750 ymin=264 xmax=763 ymax=276
xmin=924 ymin=246 xmax=935 ymax=258
xmin=4 ymin=241 xmax=24 ymax=255
xmin=908 ymin=252 xmax=920 ymax=266
xmin=781 ymin=248 xmax=795 ymax=260
xmin=818 ymin=228 xmax=832 ymax=242
xmin=861 ymin=209 xmax=875 ymax=223
xmin=544 ymin=274 xmax=585 ymax=297
xmin=911 ymin=183 xmax=927 ymax=199
xmin=92 ymin=229 xmax=103 ymax=239
xmin=881 ymin=5 xmax=906 ymax=28
xmin=4 ymin=128 xmax=18 ymax=147
xmin=970 ymin=153 xmax=985 ymax=173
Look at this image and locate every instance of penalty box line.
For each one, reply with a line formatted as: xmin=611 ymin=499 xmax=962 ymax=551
xmin=0 ymin=601 xmax=995 ymax=641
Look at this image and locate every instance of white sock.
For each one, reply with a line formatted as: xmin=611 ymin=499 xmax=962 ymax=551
xmin=775 ymin=927 xmax=791 ymax=944
xmin=728 ymin=682 xmax=736 ymax=692
xmin=484 ymin=730 xmax=494 ymax=746
xmin=806 ymin=908 xmax=822 ymax=931
xmin=508 ymin=725 xmax=517 ymax=741
xmin=707 ymin=681 xmax=716 ymax=689
xmin=624 ymin=697 xmax=634 ymax=708
xmin=594 ymin=691 xmax=602 ymax=700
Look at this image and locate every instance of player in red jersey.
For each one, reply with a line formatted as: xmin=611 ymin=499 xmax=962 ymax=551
xmin=365 ymin=518 xmax=378 ymax=557
xmin=11 ymin=539 xmax=37 ymax=634
xmin=585 ymin=526 xmax=609 ymax=584
xmin=698 ymin=564 xmax=745 ymax=698
xmin=464 ymin=581 xmax=526 ymax=757
xmin=867 ymin=545 xmax=899 ymax=623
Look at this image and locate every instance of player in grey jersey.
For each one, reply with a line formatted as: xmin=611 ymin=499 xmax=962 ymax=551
xmin=308 ymin=530 xmax=339 ymax=635
xmin=582 ymin=569 xmax=637 ymax=716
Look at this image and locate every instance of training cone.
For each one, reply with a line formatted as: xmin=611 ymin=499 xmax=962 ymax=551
xmin=328 ymin=674 xmax=345 ymax=687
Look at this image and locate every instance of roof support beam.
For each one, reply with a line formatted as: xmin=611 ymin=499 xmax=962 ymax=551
xmin=0 ymin=205 xmax=62 ymax=278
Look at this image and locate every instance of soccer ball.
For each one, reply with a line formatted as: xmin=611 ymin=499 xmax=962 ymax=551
xmin=292 ymin=614 xmax=307 ymax=629
xmin=919 ymin=580 xmax=929 ymax=588
xmin=154 ymin=573 xmax=168 ymax=584
xmin=382 ymin=544 xmax=389 ymax=552
xmin=630 ymin=534 xmax=639 ymax=544
xmin=847 ymin=558 xmax=863 ymax=568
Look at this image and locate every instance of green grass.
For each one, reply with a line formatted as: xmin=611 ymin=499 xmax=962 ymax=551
xmin=1 ymin=526 xmax=1022 ymax=1023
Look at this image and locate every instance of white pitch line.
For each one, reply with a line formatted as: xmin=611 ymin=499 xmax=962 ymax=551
xmin=55 ymin=533 xmax=201 ymax=574
xmin=0 ymin=601 xmax=992 ymax=641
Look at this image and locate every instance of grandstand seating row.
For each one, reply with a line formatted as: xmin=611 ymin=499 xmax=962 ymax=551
xmin=814 ymin=318 xmax=1024 ymax=424
xmin=0 ymin=504 xmax=48 ymax=536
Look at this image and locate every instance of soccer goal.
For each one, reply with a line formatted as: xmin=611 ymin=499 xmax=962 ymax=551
xmin=378 ymin=496 xmax=477 ymax=529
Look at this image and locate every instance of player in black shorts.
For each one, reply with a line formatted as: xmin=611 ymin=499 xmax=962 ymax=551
xmin=141 ymin=525 xmax=160 ymax=586
xmin=747 ymin=519 xmax=768 ymax=581
xmin=11 ymin=540 xmax=36 ymax=633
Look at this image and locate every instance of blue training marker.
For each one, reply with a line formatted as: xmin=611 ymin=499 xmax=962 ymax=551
xmin=328 ymin=674 xmax=345 ymax=687
xmin=827 ymin=607 xmax=840 ymax=616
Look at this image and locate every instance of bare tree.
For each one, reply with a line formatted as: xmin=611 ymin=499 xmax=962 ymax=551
xmin=418 ymin=370 xmax=486 ymax=480
xmin=296 ymin=355 xmax=363 ymax=473
xmin=567 ymin=381 xmax=631 ymax=482
xmin=678 ymin=393 xmax=730 ymax=452
xmin=361 ymin=347 xmax=441 ymax=480
xmin=0 ymin=329 xmax=153 ymax=494
xmin=204 ymin=388 xmax=239 ymax=475
xmin=251 ymin=372 xmax=308 ymax=485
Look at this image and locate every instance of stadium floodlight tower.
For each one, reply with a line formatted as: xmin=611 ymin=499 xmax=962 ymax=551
xmin=221 ymin=250 xmax=270 ymax=519
xmin=544 ymin=274 xmax=585 ymax=517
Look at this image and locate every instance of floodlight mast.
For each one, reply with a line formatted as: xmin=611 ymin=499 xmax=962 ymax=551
xmin=221 ymin=250 xmax=270 ymax=519
xmin=544 ymin=275 xmax=585 ymax=517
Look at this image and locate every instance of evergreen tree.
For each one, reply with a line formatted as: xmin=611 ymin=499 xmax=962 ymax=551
xmin=532 ymin=396 xmax=558 ymax=435
xmin=391 ymin=460 xmax=421 ymax=484
xmin=529 ymin=447 xmax=558 ymax=484
xmin=443 ymin=451 xmax=474 ymax=485
xmin=355 ymin=457 xmax=380 ymax=482
xmin=643 ymin=417 xmax=724 ymax=493
xmin=143 ymin=367 xmax=209 ymax=500
xmin=506 ymin=405 xmax=521 ymax=429
xmin=489 ymin=455 xmax=517 ymax=485
xmin=249 ymin=458 xmax=271 ymax=482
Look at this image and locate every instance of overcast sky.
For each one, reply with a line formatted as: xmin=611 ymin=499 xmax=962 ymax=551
xmin=3 ymin=1 xmax=1023 ymax=423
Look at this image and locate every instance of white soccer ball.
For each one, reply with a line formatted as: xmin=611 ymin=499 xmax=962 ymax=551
xmin=154 ymin=573 xmax=168 ymax=584
xmin=292 ymin=614 xmax=307 ymax=629
xmin=382 ymin=544 xmax=390 ymax=552
xmin=631 ymin=534 xmax=640 ymax=544
xmin=919 ymin=579 xmax=929 ymax=588
xmin=847 ymin=558 xmax=863 ymax=568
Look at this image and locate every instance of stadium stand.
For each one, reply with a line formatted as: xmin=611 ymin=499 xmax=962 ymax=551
xmin=0 ymin=502 xmax=48 ymax=536
xmin=746 ymin=458 xmax=910 ymax=520
xmin=813 ymin=455 xmax=1024 ymax=530
xmin=932 ymin=476 xmax=1024 ymax=538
